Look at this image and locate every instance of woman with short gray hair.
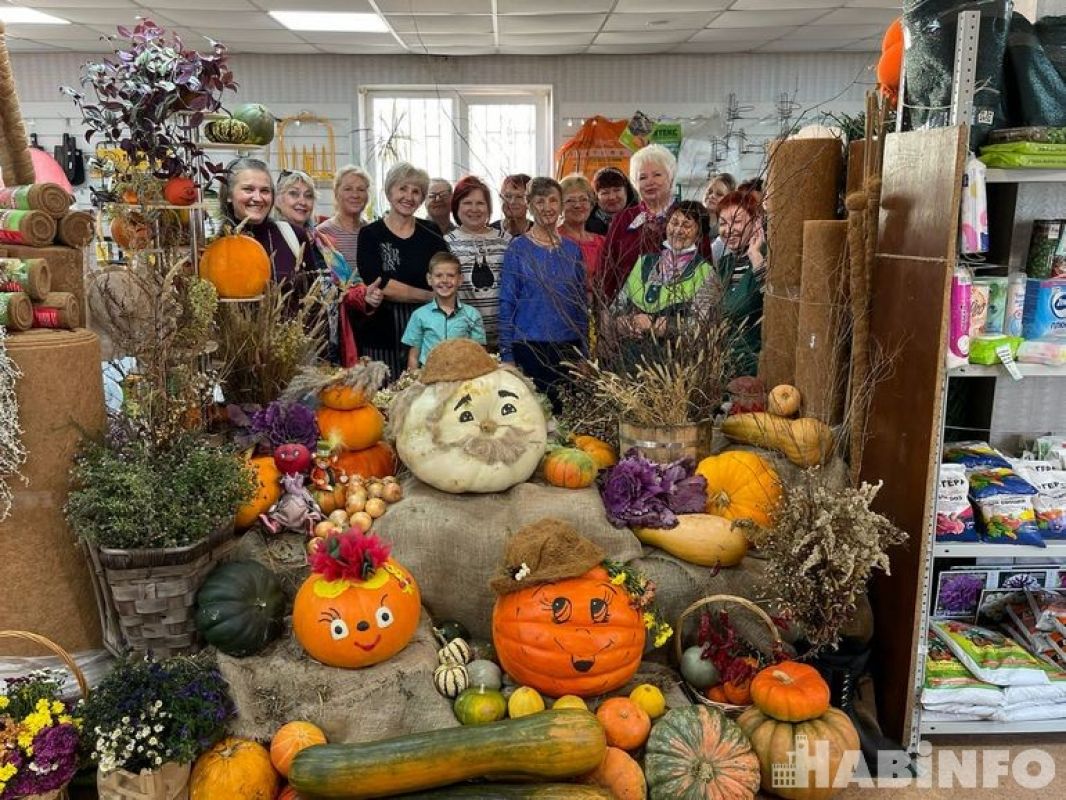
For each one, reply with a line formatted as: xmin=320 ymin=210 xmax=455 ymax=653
xmin=355 ymin=161 xmax=447 ymax=376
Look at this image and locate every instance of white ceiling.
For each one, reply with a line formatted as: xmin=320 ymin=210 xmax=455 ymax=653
xmin=4 ymin=0 xmax=896 ymax=54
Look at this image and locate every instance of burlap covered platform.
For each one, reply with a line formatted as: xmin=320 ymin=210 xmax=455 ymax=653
xmin=216 ymin=614 xmax=457 ymax=743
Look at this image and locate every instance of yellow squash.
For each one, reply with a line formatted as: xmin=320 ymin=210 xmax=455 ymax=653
xmin=634 ymin=513 xmax=748 ymax=567
xmin=720 ymin=413 xmax=834 ymax=467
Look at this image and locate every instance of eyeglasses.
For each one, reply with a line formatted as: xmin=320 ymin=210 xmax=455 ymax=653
xmin=427 ymin=192 xmax=450 ymax=200
xmin=563 ymin=197 xmax=591 ymax=207
xmin=501 ymin=194 xmax=525 ymax=203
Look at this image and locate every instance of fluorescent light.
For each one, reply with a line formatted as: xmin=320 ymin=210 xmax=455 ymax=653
xmin=0 ymin=8 xmax=70 ymax=25
xmin=269 ymin=11 xmax=389 ymax=33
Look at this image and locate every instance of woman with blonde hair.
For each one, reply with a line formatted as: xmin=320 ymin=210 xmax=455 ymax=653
xmin=356 ymin=162 xmax=448 ymax=376
xmin=318 ymin=164 xmax=372 ymax=268
xmin=557 ymin=173 xmax=604 ymax=285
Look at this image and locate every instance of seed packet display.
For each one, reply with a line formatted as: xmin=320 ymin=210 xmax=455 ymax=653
xmin=997 ymin=570 xmax=1049 ymax=589
xmin=921 ymin=629 xmax=1004 ymax=710
xmin=935 ymin=570 xmax=992 ymax=620
xmin=968 ymin=467 xmax=1044 ymax=547
xmin=931 ymin=619 xmax=1051 ymax=686
xmin=943 ymin=440 xmax=1012 ymax=470
xmin=1014 ymin=461 xmax=1066 ymax=539
xmin=936 ymin=464 xmax=979 ymax=542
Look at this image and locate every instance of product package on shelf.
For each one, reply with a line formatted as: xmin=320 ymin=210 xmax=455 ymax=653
xmin=968 ymin=466 xmax=1044 ymax=547
xmin=0 ymin=209 xmax=57 ymax=247
xmin=968 ymin=333 xmax=1023 ymax=365
xmin=1023 ymin=278 xmax=1066 ymax=340
xmin=0 ymin=244 xmax=86 ymax=323
xmin=1012 ymin=460 xmax=1066 ymax=538
xmin=935 ymin=463 xmax=979 ymax=542
xmin=921 ymin=629 xmax=1003 ymax=717
xmin=930 ymin=619 xmax=1050 ymax=686
xmin=1018 ymin=338 xmax=1066 ymax=365
xmin=943 ymin=440 xmax=1012 ymax=470
xmin=0 ymin=257 xmax=49 ymax=300
xmin=1025 ymin=220 xmax=1066 ymax=280
xmin=0 ymin=183 xmax=73 ymax=218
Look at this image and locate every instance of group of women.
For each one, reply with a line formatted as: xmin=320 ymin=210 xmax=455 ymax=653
xmin=217 ymin=143 xmax=766 ymax=407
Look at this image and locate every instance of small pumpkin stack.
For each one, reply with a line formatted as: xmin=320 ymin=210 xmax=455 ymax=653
xmin=541 ymin=434 xmax=617 ymax=490
xmin=738 ymin=662 xmax=861 ymax=799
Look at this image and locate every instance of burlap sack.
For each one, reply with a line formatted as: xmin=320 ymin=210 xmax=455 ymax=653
xmin=97 ymin=762 xmax=190 ymax=800
xmin=231 ymin=529 xmax=309 ymax=602
xmin=216 ymin=614 xmax=457 ymax=744
xmin=371 ymin=479 xmax=643 ymax=641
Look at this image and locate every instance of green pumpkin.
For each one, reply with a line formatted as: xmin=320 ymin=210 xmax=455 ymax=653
xmin=231 ymin=103 xmax=277 ymax=146
xmin=205 ymin=118 xmax=251 ymax=144
xmin=453 ymin=686 xmax=507 ymax=726
xmin=195 ymin=560 xmax=285 ymax=656
xmin=434 ymin=620 xmax=470 ymax=644
xmin=680 ymin=645 xmax=719 ymax=689
xmin=645 ymin=706 xmax=761 ymax=800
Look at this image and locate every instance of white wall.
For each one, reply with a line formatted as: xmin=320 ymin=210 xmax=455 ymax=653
xmin=12 ymin=50 xmax=876 ymax=184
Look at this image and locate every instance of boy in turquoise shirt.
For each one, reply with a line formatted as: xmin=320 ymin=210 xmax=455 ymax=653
xmin=403 ymin=251 xmax=487 ymax=371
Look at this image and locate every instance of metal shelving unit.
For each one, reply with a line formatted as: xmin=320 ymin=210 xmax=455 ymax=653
xmin=906 ymin=9 xmax=1066 ymax=748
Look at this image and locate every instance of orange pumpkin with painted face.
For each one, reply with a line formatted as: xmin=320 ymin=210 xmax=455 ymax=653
xmin=293 ymin=530 xmax=421 ymax=669
xmin=492 ymin=565 xmax=645 ymax=698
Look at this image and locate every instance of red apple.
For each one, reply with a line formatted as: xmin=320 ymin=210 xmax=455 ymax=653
xmin=274 ymin=443 xmax=312 ymax=475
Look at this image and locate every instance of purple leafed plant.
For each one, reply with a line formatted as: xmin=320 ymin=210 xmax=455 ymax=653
xmin=599 ymin=449 xmax=708 ymax=529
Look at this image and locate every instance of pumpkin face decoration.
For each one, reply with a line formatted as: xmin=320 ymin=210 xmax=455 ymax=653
xmin=390 ymin=340 xmax=547 ymax=494
xmin=293 ymin=530 xmax=421 ymax=669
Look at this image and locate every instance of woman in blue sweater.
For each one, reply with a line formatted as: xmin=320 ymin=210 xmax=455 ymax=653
xmin=499 ymin=177 xmax=587 ymax=413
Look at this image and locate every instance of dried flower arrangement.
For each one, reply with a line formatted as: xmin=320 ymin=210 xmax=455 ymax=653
xmin=763 ymin=469 xmax=907 ymax=651
xmin=214 ymin=282 xmax=325 ymax=406
xmin=0 ymin=329 xmax=25 ymax=523
xmin=281 ymin=358 xmax=390 ymax=405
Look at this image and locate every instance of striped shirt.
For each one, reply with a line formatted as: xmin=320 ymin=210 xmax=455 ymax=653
xmin=317 ymin=219 xmax=362 ymax=274
xmin=444 ymin=227 xmax=511 ymax=348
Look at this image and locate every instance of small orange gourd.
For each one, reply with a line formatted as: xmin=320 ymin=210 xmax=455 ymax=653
xmin=316 ymin=405 xmax=385 ymax=452
xmin=189 ymin=737 xmax=278 ymax=800
xmin=750 ymin=661 xmax=831 ymax=723
xmin=235 ymin=455 xmax=283 ymax=530
xmin=542 ymin=448 xmax=597 ymax=489
xmin=270 ymin=721 xmax=327 ymax=778
xmin=334 ymin=441 xmax=397 ymax=480
xmin=572 ymin=435 xmax=618 ymax=470
xmin=164 ymin=176 xmax=198 ymax=206
xmin=320 ymin=385 xmax=369 ymax=411
xmin=581 ymin=746 xmax=647 ymax=800
xmin=199 ymin=232 xmax=271 ymax=299
xmin=595 ymin=697 xmax=651 ymax=751
xmin=696 ymin=450 xmax=781 ymax=529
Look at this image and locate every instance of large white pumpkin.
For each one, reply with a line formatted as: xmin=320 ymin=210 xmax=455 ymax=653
xmin=390 ymin=342 xmax=548 ymax=494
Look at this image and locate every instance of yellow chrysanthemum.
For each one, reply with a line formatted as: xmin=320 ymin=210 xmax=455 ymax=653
xmin=642 ymin=611 xmax=656 ymax=629
xmin=0 ymin=696 xmax=9 ymax=710
xmin=0 ymin=762 xmax=17 ymax=780
xmin=50 ymin=701 xmax=64 ymax=715
xmin=611 ymin=572 xmax=627 ymax=586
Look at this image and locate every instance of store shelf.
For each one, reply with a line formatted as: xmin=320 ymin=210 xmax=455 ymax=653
xmin=934 ymin=541 xmax=1066 ymax=558
xmin=920 ymin=718 xmax=1066 ymax=734
xmin=948 ymin=363 xmax=1066 ymax=378
xmin=985 ymin=168 xmax=1066 ymax=184
xmin=198 ymin=142 xmax=267 ymax=153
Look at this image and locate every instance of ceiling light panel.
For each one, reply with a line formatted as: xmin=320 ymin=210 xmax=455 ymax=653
xmin=269 ymin=11 xmax=390 ymax=32
xmin=613 ymin=0 xmax=731 ymax=10
xmin=0 ymin=8 xmax=71 ymax=24
xmin=374 ymin=0 xmax=491 ymax=12
xmin=497 ymin=0 xmax=614 ymax=11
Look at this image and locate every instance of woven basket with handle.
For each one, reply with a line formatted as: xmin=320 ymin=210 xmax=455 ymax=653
xmin=674 ymin=594 xmax=782 ymax=718
xmin=0 ymin=630 xmax=89 ymax=800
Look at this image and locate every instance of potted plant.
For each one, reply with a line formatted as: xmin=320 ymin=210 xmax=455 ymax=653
xmin=80 ymin=654 xmax=232 ymax=799
xmin=62 ymin=19 xmax=237 ymax=185
xmin=0 ymin=669 xmax=81 ymax=800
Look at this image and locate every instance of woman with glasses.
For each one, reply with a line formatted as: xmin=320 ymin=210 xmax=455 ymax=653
xmin=443 ymin=175 xmax=509 ymax=348
xmin=586 ymin=166 xmax=637 ymax=236
xmin=424 ymin=178 xmax=455 ymax=235
xmin=557 ymin=174 xmax=605 ymax=286
xmin=356 ymin=162 xmax=448 ymax=378
xmin=490 ymin=173 xmax=533 ymax=237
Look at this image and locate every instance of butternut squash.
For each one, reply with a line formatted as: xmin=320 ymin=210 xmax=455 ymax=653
xmin=634 ymin=513 xmax=748 ymax=567
xmin=720 ymin=413 xmax=834 ymax=467
xmin=288 ymin=709 xmax=606 ymax=799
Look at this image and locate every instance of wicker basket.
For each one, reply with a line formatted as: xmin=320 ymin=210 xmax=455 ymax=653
xmin=674 ymin=594 xmax=782 ymax=718
xmin=0 ymin=630 xmax=89 ymax=800
xmin=83 ymin=524 xmax=236 ymax=659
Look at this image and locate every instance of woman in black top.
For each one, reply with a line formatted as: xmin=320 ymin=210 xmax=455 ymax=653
xmin=356 ymin=162 xmax=448 ymax=378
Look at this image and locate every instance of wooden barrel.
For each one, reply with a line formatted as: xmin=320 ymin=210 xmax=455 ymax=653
xmin=618 ymin=419 xmax=713 ymax=464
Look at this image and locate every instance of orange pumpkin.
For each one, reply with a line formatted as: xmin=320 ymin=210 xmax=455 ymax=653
xmin=236 ymin=455 xmax=283 ymax=530
xmin=189 ymin=736 xmax=278 ymax=800
xmin=595 ymin=697 xmax=651 ymax=751
xmin=492 ymin=565 xmax=645 ymax=698
xmin=110 ymin=214 xmax=151 ymax=251
xmin=572 ymin=435 xmax=618 ymax=470
xmin=320 ymin=385 xmax=369 ymax=411
xmin=696 ymin=450 xmax=780 ymax=529
xmin=293 ymin=539 xmax=421 ymax=669
xmin=164 ymin=176 xmax=198 ymax=206
xmin=723 ymin=676 xmax=753 ymax=706
xmin=581 ymin=746 xmax=646 ymax=800
xmin=542 ymin=448 xmax=597 ymax=489
xmin=705 ymin=685 xmax=729 ymax=703
xmin=316 ymin=405 xmax=385 ymax=452
xmin=878 ymin=18 xmax=904 ymax=102
xmin=334 ymin=441 xmax=397 ymax=480
xmin=750 ymin=662 xmax=830 ymax=723
xmin=199 ymin=232 xmax=271 ymax=299
xmin=311 ymin=484 xmax=347 ymax=516
xmin=270 ymin=721 xmax=327 ymax=778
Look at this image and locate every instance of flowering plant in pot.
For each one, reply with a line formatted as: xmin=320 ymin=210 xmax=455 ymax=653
xmin=80 ymin=654 xmax=233 ymax=797
xmin=0 ymin=671 xmax=81 ymax=800
xmin=62 ymin=18 xmax=237 ymax=182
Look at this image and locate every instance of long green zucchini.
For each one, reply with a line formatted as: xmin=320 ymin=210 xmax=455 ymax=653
xmin=289 ymin=709 xmax=607 ymax=799
xmin=395 ymin=784 xmax=612 ymax=799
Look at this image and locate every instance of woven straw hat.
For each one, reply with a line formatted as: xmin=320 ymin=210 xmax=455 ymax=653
xmin=420 ymin=339 xmax=497 ymax=385
xmin=490 ymin=518 xmax=605 ymax=596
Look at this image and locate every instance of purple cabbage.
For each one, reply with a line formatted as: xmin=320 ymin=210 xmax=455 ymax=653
xmin=599 ymin=449 xmax=708 ymax=529
xmin=249 ymin=401 xmax=319 ymax=451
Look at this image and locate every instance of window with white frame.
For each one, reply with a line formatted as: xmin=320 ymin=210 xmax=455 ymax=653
xmin=359 ymin=86 xmax=551 ymax=214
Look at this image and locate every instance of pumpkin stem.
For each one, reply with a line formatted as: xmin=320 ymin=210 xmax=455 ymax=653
xmin=712 ymin=490 xmax=731 ymax=508
xmin=771 ymin=669 xmax=796 ymax=684
xmin=693 ymin=760 xmax=717 ymax=782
